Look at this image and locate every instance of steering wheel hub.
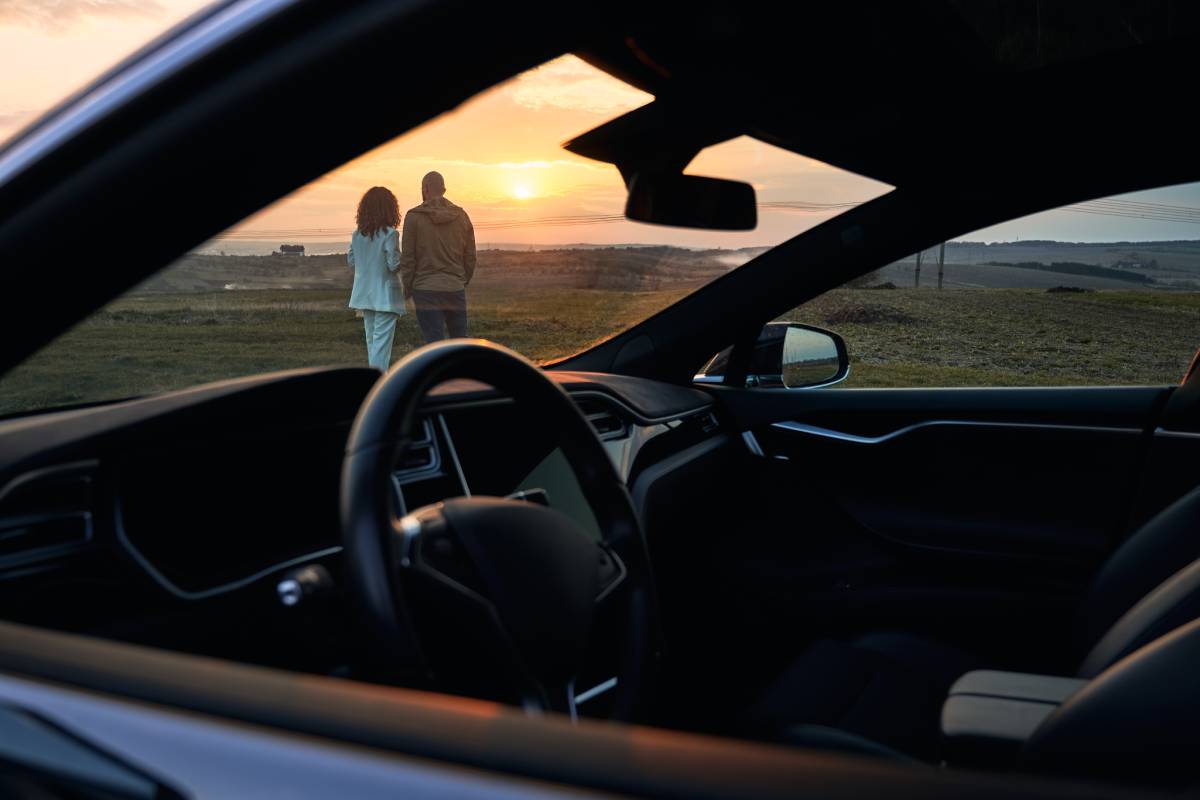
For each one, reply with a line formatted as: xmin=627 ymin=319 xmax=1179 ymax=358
xmin=396 ymin=497 xmax=600 ymax=698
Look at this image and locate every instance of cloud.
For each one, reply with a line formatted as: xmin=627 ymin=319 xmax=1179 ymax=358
xmin=509 ymin=55 xmax=652 ymax=115
xmin=0 ymin=107 xmax=34 ymax=138
xmin=0 ymin=0 xmax=164 ymax=30
xmin=341 ymin=155 xmax=610 ymax=174
xmin=0 ymin=109 xmax=32 ymax=126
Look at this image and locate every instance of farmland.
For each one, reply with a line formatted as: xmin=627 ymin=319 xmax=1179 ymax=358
xmin=1 ymin=245 xmax=1199 ymax=415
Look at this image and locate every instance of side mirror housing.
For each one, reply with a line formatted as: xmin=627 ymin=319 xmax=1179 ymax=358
xmin=696 ymin=322 xmax=849 ymax=389
xmin=625 ymin=172 xmax=757 ymax=231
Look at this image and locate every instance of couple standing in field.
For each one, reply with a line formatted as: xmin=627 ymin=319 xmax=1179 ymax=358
xmin=348 ymin=171 xmax=477 ymax=370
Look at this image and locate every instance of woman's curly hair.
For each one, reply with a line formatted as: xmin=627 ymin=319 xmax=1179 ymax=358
xmin=356 ymin=186 xmax=400 ymax=238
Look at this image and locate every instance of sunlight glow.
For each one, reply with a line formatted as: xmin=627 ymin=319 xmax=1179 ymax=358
xmin=511 ymin=183 xmax=535 ymax=200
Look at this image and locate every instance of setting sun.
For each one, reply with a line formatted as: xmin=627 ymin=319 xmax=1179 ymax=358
xmin=511 ymin=183 xmax=535 ymax=200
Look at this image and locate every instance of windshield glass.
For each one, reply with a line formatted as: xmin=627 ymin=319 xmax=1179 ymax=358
xmin=0 ymin=0 xmax=215 ymax=146
xmin=0 ymin=54 xmax=890 ymax=414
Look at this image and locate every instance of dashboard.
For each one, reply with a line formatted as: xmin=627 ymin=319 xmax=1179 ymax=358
xmin=0 ymin=366 xmax=720 ymax=606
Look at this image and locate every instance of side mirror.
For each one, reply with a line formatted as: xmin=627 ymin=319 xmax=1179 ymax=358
xmin=625 ymin=172 xmax=757 ymax=231
xmin=696 ymin=322 xmax=849 ymax=389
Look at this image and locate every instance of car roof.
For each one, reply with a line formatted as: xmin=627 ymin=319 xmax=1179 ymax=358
xmin=568 ymin=2 xmax=1200 ymax=188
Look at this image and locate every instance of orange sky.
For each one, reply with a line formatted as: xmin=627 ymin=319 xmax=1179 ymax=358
xmin=0 ymin=0 xmax=213 ymax=138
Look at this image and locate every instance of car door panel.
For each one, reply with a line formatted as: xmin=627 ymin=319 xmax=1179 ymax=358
xmin=760 ymin=419 xmax=1143 ymax=563
xmin=697 ymin=385 xmax=1170 ymax=669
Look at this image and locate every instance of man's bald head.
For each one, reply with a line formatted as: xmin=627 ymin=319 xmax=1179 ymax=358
xmin=421 ymin=171 xmax=446 ymax=201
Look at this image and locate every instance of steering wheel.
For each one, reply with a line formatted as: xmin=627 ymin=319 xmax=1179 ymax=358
xmin=340 ymin=340 xmax=657 ymax=719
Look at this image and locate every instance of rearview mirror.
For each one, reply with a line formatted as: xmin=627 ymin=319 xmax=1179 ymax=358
xmin=625 ymin=172 xmax=757 ymax=231
xmin=696 ymin=322 xmax=849 ymax=389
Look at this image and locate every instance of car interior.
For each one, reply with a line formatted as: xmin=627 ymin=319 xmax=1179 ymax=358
xmin=2 ymin=1 xmax=1200 ymax=797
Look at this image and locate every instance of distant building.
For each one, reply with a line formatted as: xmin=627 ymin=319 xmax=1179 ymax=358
xmin=274 ymin=244 xmax=305 ymax=256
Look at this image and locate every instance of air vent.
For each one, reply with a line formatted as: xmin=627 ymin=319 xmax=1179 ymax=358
xmin=398 ymin=444 xmax=436 ymax=473
xmin=0 ymin=461 xmax=97 ymax=564
xmin=575 ymin=396 xmax=629 ymax=441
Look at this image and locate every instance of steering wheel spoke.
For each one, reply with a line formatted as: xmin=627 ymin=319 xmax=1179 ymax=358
xmin=395 ymin=505 xmax=488 ymax=600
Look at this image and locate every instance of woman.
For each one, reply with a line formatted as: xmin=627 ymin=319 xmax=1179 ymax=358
xmin=348 ymin=186 xmax=404 ymax=370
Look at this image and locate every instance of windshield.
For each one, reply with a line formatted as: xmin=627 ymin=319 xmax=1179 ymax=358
xmin=0 ymin=54 xmax=890 ymax=414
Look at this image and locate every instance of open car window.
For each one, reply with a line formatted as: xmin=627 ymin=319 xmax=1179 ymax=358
xmin=0 ymin=54 xmax=889 ymax=415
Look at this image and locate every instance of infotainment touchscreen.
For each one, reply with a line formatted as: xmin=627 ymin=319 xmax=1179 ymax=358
xmin=442 ymin=405 xmax=602 ymax=541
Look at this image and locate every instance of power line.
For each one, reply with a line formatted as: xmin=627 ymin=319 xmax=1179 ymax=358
xmin=1078 ymin=203 xmax=1200 ymax=221
xmin=1067 ymin=201 xmax=1200 ymax=226
xmin=1080 ymin=198 xmax=1200 ymax=215
xmin=760 ymin=201 xmax=861 ymax=210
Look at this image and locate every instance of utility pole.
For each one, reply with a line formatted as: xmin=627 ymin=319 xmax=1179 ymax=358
xmin=937 ymin=242 xmax=946 ymax=290
xmin=914 ymin=250 xmax=922 ymax=288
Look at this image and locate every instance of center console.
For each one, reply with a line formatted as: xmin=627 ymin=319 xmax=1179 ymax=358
xmin=940 ymin=670 xmax=1087 ymax=767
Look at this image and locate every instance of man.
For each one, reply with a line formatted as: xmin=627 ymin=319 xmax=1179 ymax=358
xmin=399 ymin=171 xmax=477 ymax=343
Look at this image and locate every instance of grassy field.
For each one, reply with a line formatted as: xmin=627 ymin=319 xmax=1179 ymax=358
xmin=798 ymin=288 xmax=1200 ymax=387
xmin=0 ymin=285 xmax=690 ymax=413
xmin=1 ymin=283 xmax=1197 ymax=415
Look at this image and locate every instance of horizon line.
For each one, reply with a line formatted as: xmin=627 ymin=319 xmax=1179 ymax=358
xmin=193 ymin=237 xmax=1200 ymax=249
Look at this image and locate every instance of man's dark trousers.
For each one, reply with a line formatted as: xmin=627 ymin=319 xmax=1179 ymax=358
xmin=412 ymin=289 xmax=468 ymax=343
